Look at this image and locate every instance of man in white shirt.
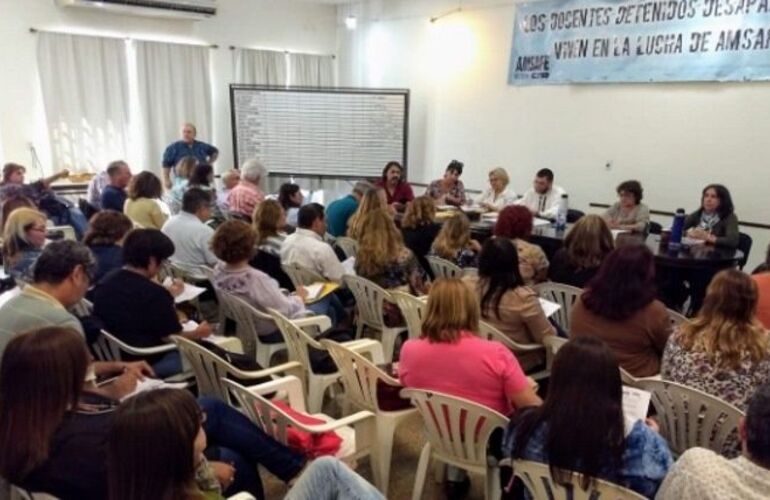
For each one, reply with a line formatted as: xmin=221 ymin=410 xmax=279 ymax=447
xmin=514 ymin=168 xmax=566 ymax=220
xmin=161 ymin=188 xmax=218 ymax=267
xmin=656 ymin=383 xmax=770 ymax=500
xmin=281 ymin=203 xmax=347 ymax=283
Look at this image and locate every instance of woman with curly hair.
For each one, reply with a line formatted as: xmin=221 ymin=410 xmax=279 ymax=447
xmin=83 ymin=210 xmax=133 ymax=283
xmin=430 ymin=213 xmax=480 ymax=269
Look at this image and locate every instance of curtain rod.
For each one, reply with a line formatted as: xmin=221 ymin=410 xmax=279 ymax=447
xmin=228 ymin=45 xmax=335 ymax=59
xmin=29 ymin=28 xmax=218 ymax=48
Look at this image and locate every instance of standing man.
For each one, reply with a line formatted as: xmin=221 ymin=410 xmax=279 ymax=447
xmin=100 ymin=161 xmax=132 ymax=212
xmin=514 ymin=168 xmax=566 ymax=220
xmin=161 ymin=123 xmax=218 ymax=190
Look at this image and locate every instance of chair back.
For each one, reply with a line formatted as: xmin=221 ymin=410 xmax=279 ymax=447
xmin=281 ymin=262 xmax=325 ymax=289
xmin=9 ymin=485 xmax=60 ymax=500
xmin=168 ymin=261 xmax=210 ymax=282
xmin=267 ymin=308 xmax=321 ymax=373
xmin=343 ymin=274 xmax=391 ymax=331
xmin=512 ymin=459 xmax=646 ymax=500
xmin=171 ymin=336 xmax=239 ymax=402
xmin=566 ymin=209 xmax=585 ymax=223
xmin=426 ymin=255 xmax=463 ymax=279
xmin=335 ymin=236 xmax=359 ymax=259
xmin=391 ymin=291 xmax=427 ymax=340
xmin=218 ymin=291 xmax=280 ymax=361
xmin=737 ymin=232 xmax=752 ymax=270
xmin=667 ymin=308 xmax=688 ymax=328
xmin=648 ymin=221 xmax=663 ymax=235
xmin=636 ymin=379 xmax=745 ymax=456
xmin=400 ymin=389 xmax=508 ymax=470
xmin=544 ymin=336 xmax=568 ymax=371
xmin=479 ymin=320 xmax=545 ymax=355
xmin=90 ymin=330 xmax=124 ymax=361
xmin=533 ymin=282 xmax=582 ymax=334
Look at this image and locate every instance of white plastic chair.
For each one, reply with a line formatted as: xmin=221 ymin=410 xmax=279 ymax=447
xmin=268 ymin=307 xmax=384 ymax=413
xmin=224 ymin=376 xmax=377 ymax=467
xmin=533 ymin=282 xmax=582 ymax=334
xmin=667 ymin=308 xmax=688 ymax=328
xmin=512 ymin=459 xmax=646 ymax=500
xmin=282 ymin=262 xmax=326 ymax=289
xmin=343 ymin=275 xmax=408 ymax=362
xmin=618 ymin=367 xmax=661 ymax=388
xmin=335 ymin=236 xmax=359 ymax=259
xmin=48 ymin=225 xmax=76 ymax=241
xmin=391 ymin=290 xmax=427 ymax=340
xmin=91 ymin=329 xmax=192 ymax=383
xmin=426 ymin=255 xmax=463 ymax=279
xmin=172 ymin=336 xmax=303 ymax=404
xmin=9 ymin=485 xmax=59 ymax=500
xmin=321 ymin=339 xmax=417 ymax=495
xmin=400 ymin=389 xmax=509 ymax=500
xmin=636 ymin=379 xmax=745 ymax=457
xmin=479 ymin=320 xmax=549 ymax=381
xmin=218 ymin=291 xmax=288 ymax=368
xmin=543 ymin=336 xmax=568 ymax=372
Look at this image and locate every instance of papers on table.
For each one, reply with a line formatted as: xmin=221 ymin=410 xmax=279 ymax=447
xmin=436 ymin=205 xmax=459 ymax=211
xmin=120 ymin=377 xmax=187 ymax=401
xmin=622 ymin=385 xmax=652 ymax=423
xmin=538 ymin=298 xmax=561 ymax=318
xmin=533 ymin=217 xmax=551 ymax=227
xmin=681 ymin=236 xmax=706 ymax=246
xmin=341 ymin=257 xmax=356 ymax=276
xmin=163 ymin=277 xmax=206 ymax=304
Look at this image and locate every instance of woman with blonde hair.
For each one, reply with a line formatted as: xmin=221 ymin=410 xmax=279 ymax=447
xmin=346 ymin=187 xmax=388 ymax=240
xmin=167 ymin=156 xmax=198 ymax=214
xmin=401 ymin=196 xmax=441 ymax=276
xmin=2 ymin=207 xmax=47 ymax=281
xmin=549 ymin=214 xmax=614 ymax=288
xmin=430 ymin=213 xmax=481 ymax=268
xmin=662 ymin=269 xmax=770 ymax=411
xmin=475 ymin=167 xmax=517 ymax=212
xmin=252 ymin=199 xmax=287 ymax=256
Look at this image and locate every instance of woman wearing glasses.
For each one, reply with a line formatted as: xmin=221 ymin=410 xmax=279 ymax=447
xmin=1 ymin=207 xmax=48 ymax=282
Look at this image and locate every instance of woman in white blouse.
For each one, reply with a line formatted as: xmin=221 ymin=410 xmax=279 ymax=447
xmin=475 ymin=167 xmax=517 ymax=211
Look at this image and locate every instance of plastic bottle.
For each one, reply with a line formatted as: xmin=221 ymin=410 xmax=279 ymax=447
xmin=555 ymin=194 xmax=568 ymax=230
xmin=669 ymin=208 xmax=686 ymax=251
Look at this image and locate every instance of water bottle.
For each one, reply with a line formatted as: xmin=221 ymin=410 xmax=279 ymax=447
xmin=555 ymin=194 xmax=568 ymax=230
xmin=669 ymin=208 xmax=686 ymax=251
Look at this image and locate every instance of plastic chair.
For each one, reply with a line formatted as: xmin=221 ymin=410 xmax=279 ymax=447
xmin=268 ymin=307 xmax=384 ymax=413
xmin=648 ymin=221 xmax=663 ymax=235
xmin=391 ymin=290 xmax=427 ymax=340
xmin=282 ymin=262 xmax=326 ymax=289
xmin=335 ymin=236 xmax=359 ymax=259
xmin=172 ymin=336 xmax=303 ymax=404
xmin=400 ymin=388 xmax=509 ymax=500
xmin=9 ymin=485 xmax=59 ymax=500
xmin=667 ymin=308 xmax=688 ymax=328
xmin=543 ymin=336 xmax=568 ymax=371
xmin=533 ymin=282 xmax=582 ymax=335
xmin=478 ymin=320 xmax=549 ymax=381
xmin=218 ymin=290 xmax=288 ymax=368
xmin=636 ymin=379 xmax=745 ymax=456
xmin=321 ymin=339 xmax=417 ymax=495
xmin=566 ymin=209 xmax=585 ymax=223
xmin=619 ymin=367 xmax=661 ymax=388
xmin=343 ymin=275 xmax=408 ymax=362
xmin=426 ymin=255 xmax=463 ymax=279
xmin=224 ymin=376 xmax=377 ymax=466
xmin=737 ymin=232 xmax=752 ymax=270
xmin=512 ymin=459 xmax=646 ymax=500
xmin=91 ymin=329 xmax=192 ymax=383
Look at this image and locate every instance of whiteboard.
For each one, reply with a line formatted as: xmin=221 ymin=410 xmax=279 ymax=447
xmin=230 ymin=85 xmax=409 ymax=179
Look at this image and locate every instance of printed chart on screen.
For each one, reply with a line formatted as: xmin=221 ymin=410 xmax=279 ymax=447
xmin=230 ymin=85 xmax=409 ymax=179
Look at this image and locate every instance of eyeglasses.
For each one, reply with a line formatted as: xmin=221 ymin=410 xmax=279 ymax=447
xmin=28 ymin=226 xmax=47 ymax=233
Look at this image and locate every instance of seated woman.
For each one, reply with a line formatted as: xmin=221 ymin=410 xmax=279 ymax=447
xmin=400 ymin=196 xmax=441 ymax=276
xmin=602 ymin=180 xmax=650 ymax=233
xmin=211 ymin=220 xmax=338 ymax=343
xmin=374 ymin=161 xmax=414 ymax=212
xmin=187 ymin=163 xmax=225 ymax=225
xmin=346 ymin=187 xmax=389 ymax=241
xmin=475 ymin=167 xmax=517 ymax=212
xmin=570 ymin=245 xmax=672 ymax=378
xmin=0 ymin=327 xmax=306 ymax=500
xmin=430 ymin=213 xmax=481 ymax=268
xmin=253 ymin=199 xmax=287 ymax=257
xmin=2 ymin=207 xmax=48 ymax=282
xmin=90 ymin=229 xmax=212 ymax=378
xmin=83 ymin=210 xmax=133 ymax=284
xmin=167 ymin=155 xmax=197 ymax=214
xmin=753 ymin=243 xmax=770 ymax=329
xmin=124 ymin=171 xmax=167 ymax=229
xmin=684 ymin=184 xmax=739 ymax=248
xmin=464 ymin=238 xmax=555 ymax=371
xmin=278 ymin=182 xmax=304 ymax=228
xmin=548 ymin=214 xmax=614 ymax=288
xmin=400 ymin=278 xmax=542 ymax=416
xmin=426 ymin=160 xmax=466 ymax=206
xmin=505 ymin=336 xmax=672 ymax=498
xmin=494 ymin=205 xmax=549 ymax=285
xmin=662 ymin=269 xmax=770 ymax=412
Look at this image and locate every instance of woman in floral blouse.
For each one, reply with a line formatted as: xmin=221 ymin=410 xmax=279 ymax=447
xmin=661 ymin=268 xmax=770 ymax=412
xmin=430 ymin=212 xmax=481 ymax=269
xmin=425 ymin=160 xmax=466 ymax=206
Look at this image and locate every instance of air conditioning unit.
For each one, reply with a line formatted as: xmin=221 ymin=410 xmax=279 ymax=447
xmin=55 ymin=0 xmax=217 ymax=21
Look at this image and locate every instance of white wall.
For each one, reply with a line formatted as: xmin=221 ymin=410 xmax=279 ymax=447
xmin=0 ymin=0 xmax=338 ymax=174
xmin=336 ymin=0 xmax=770 ymax=270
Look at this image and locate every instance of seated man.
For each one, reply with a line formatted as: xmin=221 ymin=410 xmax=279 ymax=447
xmin=325 ymin=180 xmax=372 ymax=237
xmin=227 ymin=159 xmax=266 ymax=219
xmin=657 ymin=383 xmax=770 ymax=499
xmin=86 ymin=169 xmax=110 ymax=209
xmin=514 ymin=168 xmax=566 ymax=220
xmin=100 ymin=160 xmax=132 ymax=212
xmin=161 ymin=188 xmax=218 ymax=268
xmin=281 ymin=203 xmax=347 ymax=283
xmin=90 ymin=229 xmax=212 ymax=377
xmin=0 ymin=240 xmax=149 ymax=397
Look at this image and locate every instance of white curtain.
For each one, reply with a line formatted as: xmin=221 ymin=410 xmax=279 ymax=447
xmin=36 ymin=32 xmax=130 ymax=172
xmin=135 ymin=41 xmax=212 ymax=176
xmin=289 ymin=53 xmax=335 ymax=87
xmin=233 ymin=48 xmax=287 ymax=85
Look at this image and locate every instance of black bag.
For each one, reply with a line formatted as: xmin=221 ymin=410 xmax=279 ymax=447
xmin=199 ymin=339 xmax=273 ymax=387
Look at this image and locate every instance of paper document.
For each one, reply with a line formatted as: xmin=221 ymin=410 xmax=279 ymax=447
xmin=304 ymin=283 xmax=324 ymax=301
xmin=533 ymin=217 xmax=551 ymax=227
xmin=303 ymin=281 xmax=341 ymax=304
xmin=341 ymin=257 xmax=356 ymax=276
xmin=163 ymin=277 xmax=206 ymax=304
xmin=120 ymin=378 xmax=187 ymax=401
xmin=437 ymin=205 xmax=458 ymax=211
xmin=622 ymin=386 xmax=652 ymax=423
xmin=538 ymin=298 xmax=561 ymax=318
xmin=611 ymin=229 xmax=630 ymax=240
xmin=681 ymin=237 xmax=706 ymax=246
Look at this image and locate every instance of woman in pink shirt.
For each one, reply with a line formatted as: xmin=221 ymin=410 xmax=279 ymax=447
xmin=399 ymin=278 xmax=542 ymax=416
